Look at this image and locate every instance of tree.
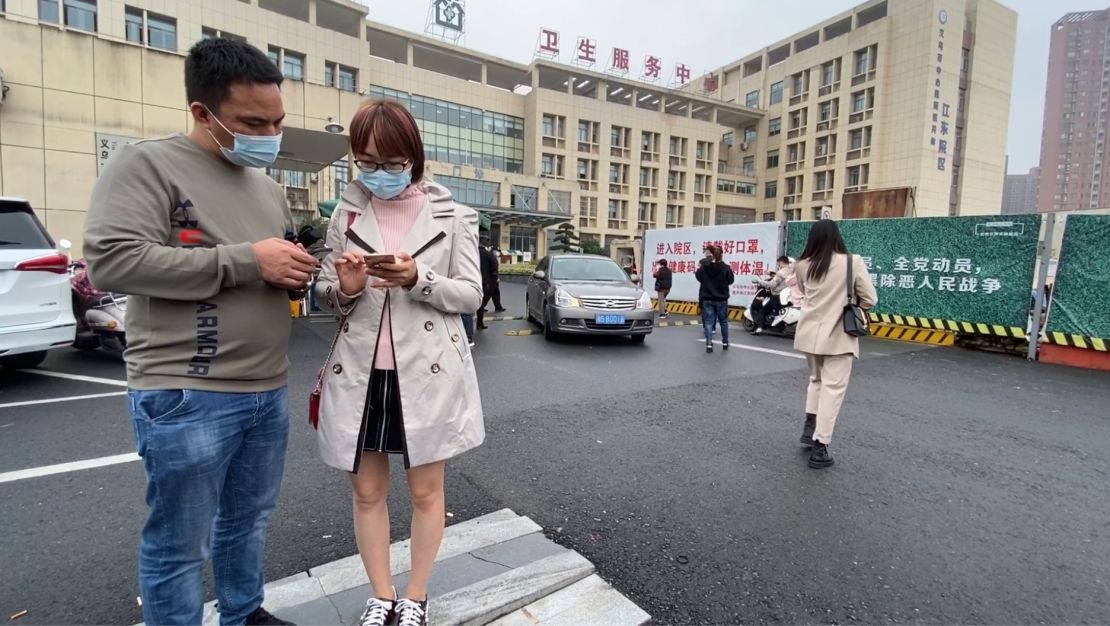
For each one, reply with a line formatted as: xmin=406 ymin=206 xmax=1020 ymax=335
xmin=580 ymin=235 xmax=606 ymax=256
xmin=552 ymin=222 xmax=581 ymax=253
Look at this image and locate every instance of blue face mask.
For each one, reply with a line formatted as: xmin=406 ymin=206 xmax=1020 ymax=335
xmin=207 ymin=109 xmax=282 ymax=168
xmin=358 ymin=168 xmax=412 ymax=199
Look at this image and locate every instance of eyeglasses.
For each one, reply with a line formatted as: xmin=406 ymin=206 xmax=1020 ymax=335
xmin=354 ymin=159 xmax=411 ymax=174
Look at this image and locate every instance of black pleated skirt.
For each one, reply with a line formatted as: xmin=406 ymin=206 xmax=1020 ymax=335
xmin=362 ymin=369 xmax=406 ymax=456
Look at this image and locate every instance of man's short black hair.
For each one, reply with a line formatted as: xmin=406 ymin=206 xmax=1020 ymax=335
xmin=777 ymin=255 xmax=791 ymax=264
xmin=185 ymin=37 xmax=283 ymax=112
xmin=659 ymin=259 xmax=668 ymax=267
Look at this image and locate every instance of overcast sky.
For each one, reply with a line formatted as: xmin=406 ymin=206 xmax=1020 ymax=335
xmin=365 ymin=0 xmax=1096 ymax=175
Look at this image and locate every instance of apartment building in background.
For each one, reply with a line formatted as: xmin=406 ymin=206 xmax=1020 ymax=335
xmin=1002 ymin=166 xmax=1040 ymax=214
xmin=1037 ymin=9 xmax=1110 ymax=213
xmin=0 ymin=0 xmax=1014 ymax=259
xmin=700 ymin=0 xmax=1016 ymax=220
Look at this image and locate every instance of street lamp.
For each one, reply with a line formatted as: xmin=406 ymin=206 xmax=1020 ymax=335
xmin=324 ymin=117 xmax=344 ymax=134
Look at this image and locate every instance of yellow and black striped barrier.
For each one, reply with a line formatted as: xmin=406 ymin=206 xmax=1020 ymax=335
xmin=1043 ymin=332 xmax=1108 ymax=352
xmin=870 ymin=324 xmax=955 ymax=346
xmin=651 ymin=300 xmax=746 ymax=320
xmin=865 ymin=312 xmax=1026 ymax=340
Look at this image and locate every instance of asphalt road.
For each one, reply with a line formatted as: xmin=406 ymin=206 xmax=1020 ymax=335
xmin=2 ymin=283 xmax=1108 ymax=625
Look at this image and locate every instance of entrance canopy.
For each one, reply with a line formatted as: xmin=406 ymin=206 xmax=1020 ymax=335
xmin=477 ymin=207 xmax=571 ymax=229
xmin=275 ymin=127 xmax=350 ymax=173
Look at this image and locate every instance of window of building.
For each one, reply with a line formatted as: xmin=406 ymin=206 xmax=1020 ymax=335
xmin=815 ymin=170 xmax=833 ymax=190
xmin=125 ymin=7 xmax=176 ymax=51
xmin=336 ymin=65 xmax=357 ymax=91
xmin=41 ymin=0 xmax=97 ymax=31
xmin=847 ymin=164 xmax=869 ymax=188
xmin=854 ymin=48 xmax=870 ymax=76
xmin=638 ymin=202 xmax=656 ymax=226
xmin=269 ymin=46 xmax=304 ymax=80
xmin=743 ymin=126 xmax=757 ymax=144
xmin=509 ymin=227 xmax=538 ymax=255
xmin=333 ymin=160 xmax=349 ymax=198
xmin=125 ymin=7 xmax=142 ymax=43
xmin=542 ymin=154 xmax=556 ymax=177
xmin=548 ymin=190 xmax=571 ymax=215
xmin=789 ymin=108 xmax=806 ymax=130
xmin=961 ymin=47 xmax=971 ymax=73
xmin=742 ymin=156 xmax=755 ymax=177
xmin=819 ymin=100 xmax=834 ymax=121
xmin=611 ymin=125 xmax=630 ymax=148
xmin=267 ymin=168 xmax=307 ymax=189
xmin=201 ymin=27 xmax=246 ymax=43
xmin=791 ymin=72 xmax=806 ymax=96
xmin=746 ymin=90 xmax=760 ymax=107
xmin=821 ymin=61 xmax=836 ymax=87
xmin=765 ymin=181 xmax=778 ymax=198
xmin=510 ymin=185 xmax=538 ymax=211
xmin=372 ymin=86 xmax=525 ymax=173
xmin=852 ymin=90 xmax=867 ymax=113
xmin=786 ymin=175 xmax=803 ymax=195
xmin=770 ymin=81 xmax=784 ymax=105
xmin=787 ymin=142 xmax=805 ymax=163
xmin=665 ymin=205 xmax=684 ymax=227
xmin=578 ymin=120 xmax=599 ymax=145
xmin=542 ymin=114 xmax=566 ymax=138
xmin=769 ymin=117 xmax=782 ymax=136
xmin=693 ymin=207 xmax=711 ymax=226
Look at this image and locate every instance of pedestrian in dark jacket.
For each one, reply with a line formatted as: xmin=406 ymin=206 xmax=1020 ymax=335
xmin=695 ymin=245 xmax=735 ymax=353
xmin=653 ymin=259 xmax=673 ymax=318
xmin=476 ymin=238 xmax=499 ymax=329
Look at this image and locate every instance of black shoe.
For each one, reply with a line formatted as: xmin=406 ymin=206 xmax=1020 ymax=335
xmin=477 ymin=325 xmax=489 ymax=330
xmin=722 ymin=343 xmax=730 ymax=350
xmin=808 ymin=442 xmax=835 ymax=469
xmin=395 ymin=598 xmax=428 ymax=626
xmin=245 ymin=607 xmax=296 ymax=626
xmin=800 ymin=413 xmax=816 ymax=446
xmin=356 ymin=597 xmax=395 ymax=626
xmin=495 ymin=308 xmax=507 ymax=313
xmin=706 ymin=344 xmax=714 ymax=353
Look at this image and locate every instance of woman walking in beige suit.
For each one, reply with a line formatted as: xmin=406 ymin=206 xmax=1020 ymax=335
xmin=793 ymin=220 xmax=877 ymax=469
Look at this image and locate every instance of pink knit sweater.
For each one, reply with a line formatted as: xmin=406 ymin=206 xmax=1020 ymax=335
xmin=371 ymin=184 xmax=427 ymax=370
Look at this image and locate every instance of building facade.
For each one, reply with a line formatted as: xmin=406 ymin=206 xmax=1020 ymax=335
xmin=1037 ymin=9 xmax=1110 ymax=213
xmin=0 ymin=0 xmax=1014 ymax=260
xmin=1002 ymin=166 xmax=1040 ymax=214
xmin=700 ymin=0 xmax=1016 ymax=219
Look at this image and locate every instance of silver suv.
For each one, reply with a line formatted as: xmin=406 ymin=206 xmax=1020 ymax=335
xmin=526 ymin=254 xmax=654 ymax=343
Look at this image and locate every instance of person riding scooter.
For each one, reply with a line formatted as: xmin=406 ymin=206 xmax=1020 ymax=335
xmin=751 ymin=256 xmax=794 ymax=334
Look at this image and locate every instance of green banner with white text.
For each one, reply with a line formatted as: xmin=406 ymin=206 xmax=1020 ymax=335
xmin=786 ymin=215 xmax=1042 ymax=329
xmin=1046 ymin=215 xmax=1110 ymax=342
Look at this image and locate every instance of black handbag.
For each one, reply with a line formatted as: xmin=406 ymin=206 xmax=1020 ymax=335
xmin=842 ymin=255 xmax=870 ymax=337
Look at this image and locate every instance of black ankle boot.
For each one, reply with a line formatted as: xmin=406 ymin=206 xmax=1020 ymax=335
xmin=808 ymin=442 xmax=834 ymax=469
xmin=800 ymin=413 xmax=816 ymax=446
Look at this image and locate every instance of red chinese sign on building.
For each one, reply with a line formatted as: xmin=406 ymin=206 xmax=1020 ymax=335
xmin=702 ymin=73 xmax=719 ymax=94
xmin=536 ymin=28 xmax=559 ymax=58
xmin=611 ymin=47 xmax=630 ymax=73
xmin=576 ymin=37 xmax=597 ymax=64
xmin=642 ymin=55 xmax=662 ymax=80
xmin=674 ymin=63 xmax=691 ymax=85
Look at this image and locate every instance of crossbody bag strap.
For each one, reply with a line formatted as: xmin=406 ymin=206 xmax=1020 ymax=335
xmin=846 ymin=254 xmax=856 ymax=305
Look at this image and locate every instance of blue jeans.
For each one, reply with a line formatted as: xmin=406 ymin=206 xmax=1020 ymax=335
xmin=701 ymin=300 xmax=730 ymax=345
xmin=128 ymin=387 xmax=290 ymax=626
xmin=461 ymin=313 xmax=475 ymax=342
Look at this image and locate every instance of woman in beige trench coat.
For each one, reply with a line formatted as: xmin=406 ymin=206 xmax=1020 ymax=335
xmin=793 ymin=219 xmax=877 ymax=470
xmin=313 ymin=100 xmax=484 ymax=626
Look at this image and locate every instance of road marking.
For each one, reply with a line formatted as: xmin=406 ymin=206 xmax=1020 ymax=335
xmin=0 ymin=452 xmax=140 ymax=484
xmin=18 ymin=369 xmax=128 ymax=387
xmin=0 ymin=391 xmax=128 ymax=409
xmin=694 ymin=338 xmax=806 ymax=360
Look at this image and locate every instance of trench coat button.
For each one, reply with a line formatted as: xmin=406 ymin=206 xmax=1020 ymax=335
xmin=332 ymin=363 xmax=343 ymax=374
xmin=426 ymin=271 xmax=435 ymax=281
xmin=422 ymin=286 xmax=433 ymax=296
xmin=451 ymin=334 xmax=460 ymax=342
xmin=430 ymin=363 xmax=441 ymax=374
xmin=343 ymin=322 xmax=350 ymax=333
xmin=326 ymin=286 xmax=333 ymax=295
xmin=424 ymin=320 xmax=435 ymax=331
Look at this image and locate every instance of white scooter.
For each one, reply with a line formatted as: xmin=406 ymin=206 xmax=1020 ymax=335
xmin=742 ymin=284 xmax=801 ymax=338
xmin=70 ymin=259 xmax=128 ymax=354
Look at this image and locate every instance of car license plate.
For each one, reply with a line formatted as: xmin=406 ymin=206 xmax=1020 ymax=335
xmin=595 ymin=314 xmax=626 ymax=325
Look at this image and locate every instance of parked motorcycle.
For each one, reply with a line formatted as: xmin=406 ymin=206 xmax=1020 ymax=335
xmin=69 ymin=258 xmax=128 ymax=354
xmin=742 ymin=284 xmax=801 ymax=338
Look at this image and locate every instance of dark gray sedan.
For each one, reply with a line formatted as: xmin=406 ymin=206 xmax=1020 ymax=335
xmin=525 ymin=254 xmax=655 ymax=342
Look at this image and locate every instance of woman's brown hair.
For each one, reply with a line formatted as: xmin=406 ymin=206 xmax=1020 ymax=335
xmin=348 ymin=100 xmax=425 ymax=183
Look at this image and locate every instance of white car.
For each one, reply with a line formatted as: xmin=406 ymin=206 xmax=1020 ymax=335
xmin=0 ymin=197 xmax=77 ymax=370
